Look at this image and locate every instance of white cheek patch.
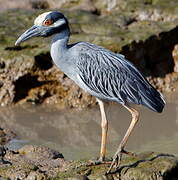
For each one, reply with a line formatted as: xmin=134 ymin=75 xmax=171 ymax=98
xmin=34 ymin=11 xmax=52 ymax=25
xmin=52 ymin=19 xmax=66 ymax=27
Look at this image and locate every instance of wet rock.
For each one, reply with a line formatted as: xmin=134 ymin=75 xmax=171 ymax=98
xmin=0 ymin=145 xmax=68 ymax=179
xmin=0 ymin=144 xmax=178 ymax=180
xmin=86 ymin=152 xmax=178 ymax=180
xmin=117 ymin=152 xmax=178 ymax=180
xmin=0 ymin=127 xmax=16 ymax=145
xmin=48 ymin=152 xmax=178 ymax=179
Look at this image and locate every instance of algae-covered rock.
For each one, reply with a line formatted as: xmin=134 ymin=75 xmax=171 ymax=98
xmin=65 ymin=152 xmax=178 ymax=180
xmin=117 ymin=152 xmax=178 ymax=180
xmin=1 ymin=146 xmax=178 ymax=180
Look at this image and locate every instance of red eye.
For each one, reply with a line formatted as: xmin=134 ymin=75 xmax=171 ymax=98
xmin=44 ymin=19 xmax=53 ymax=26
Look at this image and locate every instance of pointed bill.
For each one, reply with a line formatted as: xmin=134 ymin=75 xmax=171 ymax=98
xmin=15 ymin=25 xmax=41 ymax=46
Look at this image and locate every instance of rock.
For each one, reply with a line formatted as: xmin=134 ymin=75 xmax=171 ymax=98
xmin=30 ymin=0 xmax=50 ymax=10
xmin=0 ymin=0 xmax=97 ymax=13
xmin=18 ymin=145 xmax=64 ymax=160
xmin=173 ymin=44 xmax=178 ymax=73
xmin=0 ymin=145 xmax=68 ymax=179
xmin=0 ymin=127 xmax=16 ymax=145
xmin=86 ymin=152 xmax=178 ymax=180
xmin=0 ymin=144 xmax=178 ymax=179
xmin=68 ymin=175 xmax=89 ymax=180
xmin=117 ymin=152 xmax=178 ymax=180
xmin=26 ymin=171 xmax=46 ymax=180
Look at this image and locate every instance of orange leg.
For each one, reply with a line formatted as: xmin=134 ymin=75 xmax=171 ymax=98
xmin=97 ymin=98 xmax=108 ymax=162
xmin=107 ymin=104 xmax=139 ymax=173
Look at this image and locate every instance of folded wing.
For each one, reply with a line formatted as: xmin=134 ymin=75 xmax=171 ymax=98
xmin=76 ymin=42 xmax=165 ymax=113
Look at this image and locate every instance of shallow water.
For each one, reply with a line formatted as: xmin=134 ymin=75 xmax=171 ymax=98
xmin=0 ymin=93 xmax=178 ymax=160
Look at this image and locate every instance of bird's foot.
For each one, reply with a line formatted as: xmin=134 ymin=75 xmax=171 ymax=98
xmin=107 ymin=150 xmax=122 ymax=174
xmin=88 ymin=157 xmax=111 ymax=166
xmin=121 ymin=149 xmax=137 ymax=157
xmin=106 ymin=148 xmax=137 ymax=174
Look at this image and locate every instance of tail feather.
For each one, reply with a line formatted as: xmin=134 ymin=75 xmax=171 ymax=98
xmin=140 ymin=86 xmax=165 ymax=113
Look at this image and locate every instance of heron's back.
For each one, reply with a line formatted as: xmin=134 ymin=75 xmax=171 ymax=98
xmin=70 ymin=42 xmax=165 ymax=113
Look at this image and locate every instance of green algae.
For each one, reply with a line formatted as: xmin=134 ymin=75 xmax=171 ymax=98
xmin=49 ymin=152 xmax=178 ymax=179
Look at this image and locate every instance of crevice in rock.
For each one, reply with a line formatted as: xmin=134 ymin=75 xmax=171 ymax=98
xmin=13 ymin=73 xmax=45 ymax=103
xmin=121 ymin=26 xmax=178 ymax=78
xmin=164 ymin=166 xmax=178 ymax=180
xmin=91 ymin=8 xmax=101 ymax=16
xmin=34 ymin=52 xmax=53 ymax=70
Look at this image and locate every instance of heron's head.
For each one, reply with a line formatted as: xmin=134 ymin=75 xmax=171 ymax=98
xmin=15 ymin=11 xmax=69 ymax=45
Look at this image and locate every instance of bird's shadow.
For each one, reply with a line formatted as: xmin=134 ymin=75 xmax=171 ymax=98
xmin=0 ymin=146 xmax=12 ymax=166
xmin=108 ymin=153 xmax=175 ymax=175
xmin=0 ymin=159 xmax=12 ymax=165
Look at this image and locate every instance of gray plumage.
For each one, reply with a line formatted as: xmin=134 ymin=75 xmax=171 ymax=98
xmin=52 ymin=36 xmax=165 ymax=113
xmin=76 ymin=42 xmax=165 ymax=112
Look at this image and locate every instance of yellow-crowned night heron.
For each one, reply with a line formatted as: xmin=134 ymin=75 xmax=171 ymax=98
xmin=15 ymin=11 xmax=165 ymax=173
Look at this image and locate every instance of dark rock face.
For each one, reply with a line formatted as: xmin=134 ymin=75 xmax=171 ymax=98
xmin=121 ymin=27 xmax=178 ymax=92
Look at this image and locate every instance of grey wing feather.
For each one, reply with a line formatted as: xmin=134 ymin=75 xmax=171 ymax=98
xmin=76 ymin=42 xmax=165 ymax=112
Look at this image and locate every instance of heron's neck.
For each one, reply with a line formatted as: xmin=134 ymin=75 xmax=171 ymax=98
xmin=50 ymin=29 xmax=70 ymax=63
xmin=51 ymin=29 xmax=70 ymax=49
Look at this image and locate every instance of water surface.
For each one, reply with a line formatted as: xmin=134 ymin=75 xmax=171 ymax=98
xmin=0 ymin=93 xmax=178 ymax=160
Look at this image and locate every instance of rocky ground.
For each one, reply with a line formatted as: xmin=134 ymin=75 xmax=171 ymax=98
xmin=0 ymin=142 xmax=178 ymax=179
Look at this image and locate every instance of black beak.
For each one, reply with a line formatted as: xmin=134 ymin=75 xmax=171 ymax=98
xmin=15 ymin=25 xmax=42 ymax=46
